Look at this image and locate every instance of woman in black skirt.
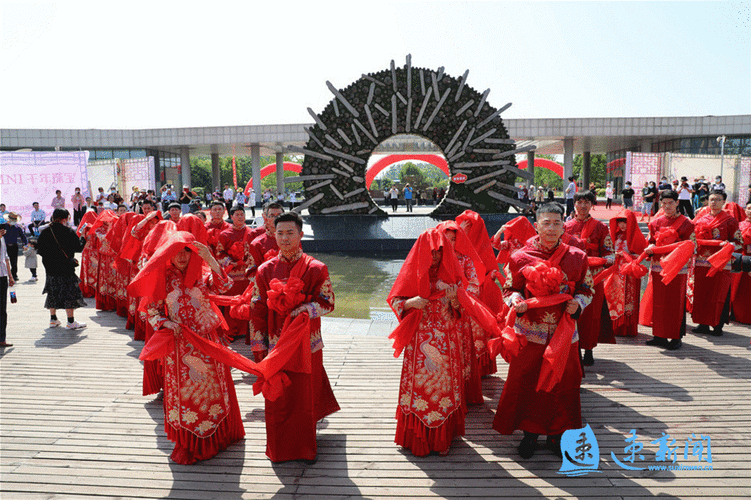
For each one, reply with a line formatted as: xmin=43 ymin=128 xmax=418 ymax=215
xmin=36 ymin=209 xmax=87 ymax=330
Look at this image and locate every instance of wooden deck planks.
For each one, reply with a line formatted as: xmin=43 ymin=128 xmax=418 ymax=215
xmin=2 ymin=273 xmax=751 ymax=499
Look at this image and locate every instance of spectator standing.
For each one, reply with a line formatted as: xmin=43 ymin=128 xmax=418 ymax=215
xmin=0 ymin=204 xmax=7 ymax=224
xmin=621 ymin=182 xmax=635 ymax=211
xmin=36 ymin=208 xmax=87 ymax=330
xmin=24 ymin=238 xmax=38 ymax=282
xmin=0 ymin=228 xmax=13 ymax=348
xmin=3 ymin=213 xmax=27 ymax=281
xmin=547 ymin=184 xmax=555 ymax=202
xmin=71 ymin=187 xmax=86 ymax=226
xmin=179 ymin=186 xmax=196 ymax=214
xmin=658 ymin=177 xmax=672 ymax=194
xmin=51 ymin=190 xmax=66 ymax=210
xmin=383 ymin=188 xmax=390 ymax=207
xmin=248 ymin=188 xmax=256 ymax=217
xmin=235 ymin=190 xmax=247 ymax=208
xmin=389 ymin=186 xmax=399 ymax=212
xmin=605 ymin=182 xmax=614 ymax=210
xmin=711 ymin=176 xmax=726 ymax=192
xmin=404 ymin=184 xmax=413 ymax=212
xmin=676 ymin=176 xmax=695 ymax=218
xmin=288 ymin=191 xmax=296 ymax=210
xmin=432 ymin=188 xmax=438 ymax=205
xmin=564 ymin=176 xmax=576 ymax=217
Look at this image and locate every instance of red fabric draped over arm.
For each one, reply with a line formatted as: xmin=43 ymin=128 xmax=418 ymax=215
xmin=139 ymin=315 xmax=312 ymax=402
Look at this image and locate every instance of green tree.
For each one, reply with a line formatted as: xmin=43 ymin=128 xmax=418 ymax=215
xmin=530 ymin=154 xmax=564 ymax=191
xmin=573 ymin=153 xmax=608 ymax=190
xmin=189 ymin=156 xmax=214 ymax=192
xmin=400 ymin=161 xmax=425 ymax=187
xmin=261 ymin=170 xmax=302 ymax=193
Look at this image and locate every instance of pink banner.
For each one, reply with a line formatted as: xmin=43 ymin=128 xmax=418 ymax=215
xmin=0 ymin=151 xmax=90 ymax=223
xmin=627 ymin=152 xmax=663 ymax=209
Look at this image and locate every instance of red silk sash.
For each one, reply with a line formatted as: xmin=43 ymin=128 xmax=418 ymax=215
xmin=140 ymin=315 xmax=312 ymax=402
xmin=696 ymin=239 xmax=734 ymax=277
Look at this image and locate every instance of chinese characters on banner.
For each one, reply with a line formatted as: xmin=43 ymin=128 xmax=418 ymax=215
xmin=0 ymin=151 xmax=90 ymax=222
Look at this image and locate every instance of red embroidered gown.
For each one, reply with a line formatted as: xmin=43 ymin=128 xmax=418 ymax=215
xmin=145 ymin=265 xmax=244 ymax=464
xmin=95 ymin=223 xmax=118 ymax=311
xmin=390 ymin=272 xmax=465 ymax=457
xmin=250 ymin=249 xmax=339 ymax=462
xmin=455 ymin=252 xmax=483 ymax=406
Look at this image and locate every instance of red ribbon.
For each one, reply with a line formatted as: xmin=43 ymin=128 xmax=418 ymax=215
xmin=140 ymin=316 xmax=312 ymax=402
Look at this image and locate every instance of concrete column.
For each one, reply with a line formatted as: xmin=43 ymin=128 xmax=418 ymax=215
xmin=251 ymin=145 xmax=261 ymax=208
xmin=582 ymin=151 xmax=591 ymax=191
xmin=211 ymin=153 xmax=220 ymax=191
xmin=180 ymin=146 xmax=191 ymax=188
xmin=276 ymin=152 xmax=284 ymax=199
xmin=527 ymin=150 xmax=535 ymax=185
xmin=563 ymin=138 xmax=574 ymax=183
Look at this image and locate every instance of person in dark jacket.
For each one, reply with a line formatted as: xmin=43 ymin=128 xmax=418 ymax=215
xmin=2 ymin=213 xmax=27 ymax=281
xmin=36 ymin=209 xmax=87 ymax=330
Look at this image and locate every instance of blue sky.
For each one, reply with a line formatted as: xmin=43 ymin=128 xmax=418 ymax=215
xmin=1 ymin=1 xmax=749 ymax=129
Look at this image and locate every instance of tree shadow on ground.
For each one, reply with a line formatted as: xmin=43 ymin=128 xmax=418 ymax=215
xmin=268 ymin=434 xmax=371 ymax=500
xmin=581 ymin=358 xmax=693 ymax=402
xmin=142 ymin=393 xmax=248 ymax=499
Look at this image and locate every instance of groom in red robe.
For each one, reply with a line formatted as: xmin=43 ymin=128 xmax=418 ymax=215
xmin=250 ymin=211 xmax=340 ymax=463
xmin=563 ymin=190 xmax=614 ymax=366
xmin=644 ymin=190 xmax=695 ymax=349
xmin=691 ymin=189 xmax=742 ymax=336
xmin=494 ymin=203 xmax=593 ymax=459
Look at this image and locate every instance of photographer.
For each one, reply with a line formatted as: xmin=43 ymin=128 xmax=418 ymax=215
xmin=676 ymin=176 xmax=694 ymax=218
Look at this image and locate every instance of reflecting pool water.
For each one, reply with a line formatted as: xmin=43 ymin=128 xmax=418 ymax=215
xmin=308 ymin=252 xmax=407 ymax=320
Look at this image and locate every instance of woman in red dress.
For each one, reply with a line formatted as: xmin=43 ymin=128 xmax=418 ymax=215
xmin=128 ymin=232 xmax=244 ymax=464
xmin=608 ymin=209 xmax=648 ymax=336
xmin=388 ymin=228 xmax=466 ymax=456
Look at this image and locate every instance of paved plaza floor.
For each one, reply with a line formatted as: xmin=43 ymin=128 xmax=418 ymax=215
xmin=1 ymin=263 xmax=750 ymax=499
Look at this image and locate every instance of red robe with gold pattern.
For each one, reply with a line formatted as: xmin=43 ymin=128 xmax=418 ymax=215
xmin=250 ymin=231 xmax=280 ymax=271
xmin=493 ymin=236 xmax=592 ymax=437
xmin=564 ymin=216 xmax=614 ymax=349
xmin=216 ymin=224 xmax=257 ymax=340
xmin=645 ymin=214 xmax=694 ymax=339
xmin=205 ymin=219 xmax=230 ymax=257
xmin=249 ymin=249 xmax=339 ymax=462
xmin=691 ymin=211 xmax=741 ymax=327
xmin=95 ymin=222 xmax=118 ymax=311
xmin=731 ymin=220 xmax=751 ymax=323
xmin=145 ymin=264 xmax=243 ymax=464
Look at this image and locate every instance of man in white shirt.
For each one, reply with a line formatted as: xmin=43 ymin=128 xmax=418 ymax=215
xmin=223 ymin=184 xmax=235 ymax=213
xmin=564 ymin=176 xmax=577 ymax=217
xmin=676 ymin=176 xmax=695 ymax=218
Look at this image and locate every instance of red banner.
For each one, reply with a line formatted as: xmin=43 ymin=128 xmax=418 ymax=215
xmin=232 ymin=156 xmax=238 ymax=189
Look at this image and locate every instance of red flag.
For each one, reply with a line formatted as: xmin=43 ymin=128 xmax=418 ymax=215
xmin=232 ymin=156 xmax=238 ymax=189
